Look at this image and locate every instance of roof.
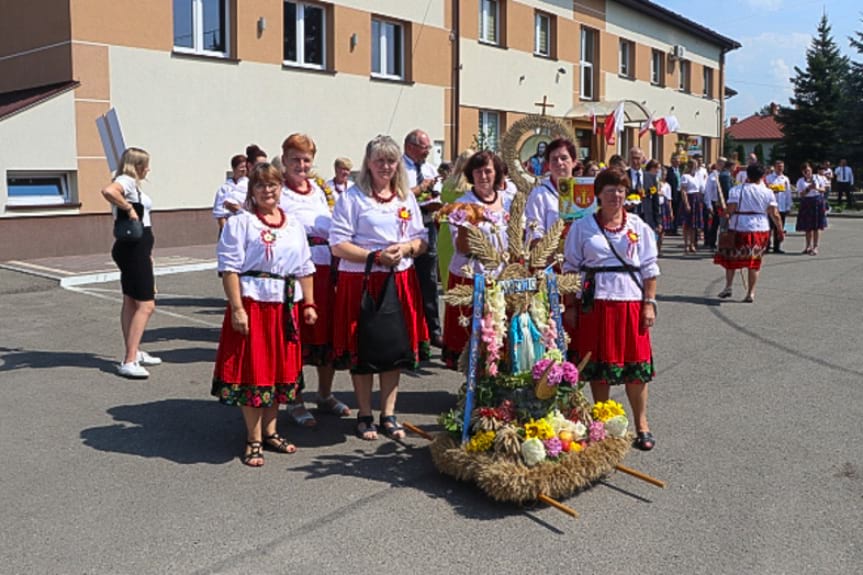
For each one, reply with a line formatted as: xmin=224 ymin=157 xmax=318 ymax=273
xmin=0 ymin=81 xmax=79 ymax=122
xmin=726 ymin=113 xmax=784 ymax=141
xmin=617 ymin=0 xmax=742 ymax=52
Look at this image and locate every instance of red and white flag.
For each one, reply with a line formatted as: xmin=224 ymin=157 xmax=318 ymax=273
xmin=639 ymin=110 xmax=655 ymax=138
xmin=652 ymin=115 xmax=679 ymax=136
xmin=603 ymin=101 xmax=626 ymax=145
xmin=590 ymin=106 xmax=598 ymax=135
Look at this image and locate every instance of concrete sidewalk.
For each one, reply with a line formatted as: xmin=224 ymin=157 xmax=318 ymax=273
xmin=0 ymin=244 xmax=216 ymax=287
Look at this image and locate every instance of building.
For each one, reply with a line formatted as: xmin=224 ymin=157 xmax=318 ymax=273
xmin=726 ymin=103 xmax=784 ymax=163
xmin=0 ymin=0 xmax=739 ymax=260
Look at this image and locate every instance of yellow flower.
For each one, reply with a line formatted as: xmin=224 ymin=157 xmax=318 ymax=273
xmin=466 ymin=430 xmax=496 ymax=452
xmin=592 ymin=400 xmax=626 ymax=422
xmin=524 ymin=418 xmax=554 ymax=440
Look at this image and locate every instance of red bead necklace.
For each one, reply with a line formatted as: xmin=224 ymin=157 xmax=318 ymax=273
xmin=256 ymin=208 xmax=286 ymax=229
xmin=285 ymin=178 xmax=312 ymax=196
xmin=372 ymin=187 xmax=397 ymax=204
xmin=595 ymin=211 xmax=626 ymax=234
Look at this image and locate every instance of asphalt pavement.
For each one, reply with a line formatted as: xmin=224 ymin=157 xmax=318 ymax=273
xmin=1 ymin=219 xmax=861 ymax=575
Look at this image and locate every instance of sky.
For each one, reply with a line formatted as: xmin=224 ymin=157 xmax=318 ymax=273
xmin=655 ymin=0 xmax=862 ymax=120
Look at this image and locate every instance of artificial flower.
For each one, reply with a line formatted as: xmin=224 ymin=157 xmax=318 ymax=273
xmin=543 ymin=437 xmax=563 ymax=458
xmin=588 ymin=420 xmax=606 ymax=442
xmin=521 ymin=438 xmax=547 ymax=467
xmin=649 ymin=185 xmax=658 ymax=195
xmin=497 ymin=400 xmax=516 ymax=423
xmin=626 ymin=230 xmax=639 ymax=244
xmin=573 ymin=421 xmax=588 ymax=440
xmin=466 ymin=430 xmax=496 ymax=452
xmin=592 ymin=400 xmax=626 ymax=422
xmin=457 ymin=314 xmax=470 ymax=328
xmin=532 ymin=358 xmax=554 ymax=380
xmin=604 ymin=415 xmax=629 ymax=438
xmin=523 ymin=418 xmax=555 ymax=440
xmin=560 ymin=361 xmax=579 ymax=385
xmin=315 ymin=177 xmax=336 ymax=210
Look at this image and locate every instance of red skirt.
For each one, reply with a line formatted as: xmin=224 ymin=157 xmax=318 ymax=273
xmin=301 ymin=264 xmax=335 ymax=366
xmin=713 ymin=230 xmax=769 ymax=270
xmin=565 ymin=299 xmax=654 ymax=385
xmin=211 ymin=298 xmax=303 ymax=406
xmin=332 ymin=267 xmax=429 ymax=371
xmin=442 ymin=273 xmax=474 ymax=369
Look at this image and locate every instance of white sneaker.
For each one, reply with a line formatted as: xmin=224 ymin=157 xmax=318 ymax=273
xmin=118 ymin=361 xmax=150 ymax=379
xmin=137 ymin=351 xmax=162 ymax=366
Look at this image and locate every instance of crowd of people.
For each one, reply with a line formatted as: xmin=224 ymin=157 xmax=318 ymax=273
xmin=101 ymin=131 xmax=851 ymax=466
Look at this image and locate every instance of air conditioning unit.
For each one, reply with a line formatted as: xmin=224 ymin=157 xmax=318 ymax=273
xmin=671 ymin=44 xmax=686 ymax=60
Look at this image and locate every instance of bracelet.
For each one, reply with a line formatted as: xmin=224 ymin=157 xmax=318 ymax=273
xmin=643 ymin=298 xmax=658 ymax=313
xmin=373 ymin=250 xmax=382 ymax=265
xmin=301 ymin=302 xmax=318 ymax=311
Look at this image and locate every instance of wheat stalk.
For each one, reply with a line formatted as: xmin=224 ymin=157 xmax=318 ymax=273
xmin=507 ymin=192 xmax=526 ymax=263
xmin=529 ymin=219 xmax=564 ymax=268
xmin=466 ymin=226 xmax=501 ymax=269
xmin=557 ymin=273 xmax=582 ymax=294
xmin=442 ymin=284 xmax=475 ymax=306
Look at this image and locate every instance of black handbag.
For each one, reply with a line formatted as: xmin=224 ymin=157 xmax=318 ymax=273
xmin=113 ymin=187 xmax=145 ymax=242
xmin=355 ymin=252 xmax=414 ymax=373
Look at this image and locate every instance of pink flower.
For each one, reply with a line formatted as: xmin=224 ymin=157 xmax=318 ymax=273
xmin=561 ymin=362 xmax=579 ymax=385
xmin=547 ymin=364 xmax=564 ymax=386
xmin=544 ymin=437 xmax=563 ymax=458
xmin=532 ymin=358 xmax=553 ymax=380
xmin=541 ymin=322 xmax=558 ymax=350
xmin=251 ymin=395 xmax=262 ymax=408
xmin=588 ymin=421 xmax=606 ymax=442
xmin=448 ymin=208 xmax=468 ymax=226
xmin=487 ymin=362 xmax=498 ymax=377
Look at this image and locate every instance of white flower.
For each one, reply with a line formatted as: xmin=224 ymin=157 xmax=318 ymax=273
xmin=521 ymin=437 xmax=547 ymax=467
xmin=457 ymin=314 xmax=470 ymax=328
xmin=573 ymin=421 xmax=588 ymax=440
xmin=604 ymin=415 xmax=629 ymax=438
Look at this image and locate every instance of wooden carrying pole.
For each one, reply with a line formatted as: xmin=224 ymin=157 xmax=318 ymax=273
xmin=402 ymin=421 xmax=434 ymax=442
xmin=537 ymin=494 xmax=579 ymax=518
xmin=614 ymin=464 xmax=667 ymax=488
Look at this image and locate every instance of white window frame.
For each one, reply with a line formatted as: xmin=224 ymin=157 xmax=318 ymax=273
xmin=479 ymin=110 xmax=500 ymax=152
xmin=679 ymin=60 xmax=690 ymax=92
xmin=371 ymin=18 xmax=404 ymax=81
xmin=650 ymin=131 xmax=662 ymax=162
xmin=703 ymin=66 xmax=713 ymax=99
xmin=534 ymin=12 xmax=551 ymax=57
xmin=283 ymin=1 xmax=327 ymax=70
xmin=6 ymin=172 xmax=71 ymax=207
xmin=619 ymin=39 xmax=632 ymax=78
xmin=651 ymin=49 xmax=663 ymax=85
xmin=617 ymin=128 xmax=633 ymax=157
xmin=479 ymin=0 xmax=500 ymax=45
xmin=580 ymin=27 xmax=596 ymax=101
xmin=173 ymin=0 xmax=230 ymax=57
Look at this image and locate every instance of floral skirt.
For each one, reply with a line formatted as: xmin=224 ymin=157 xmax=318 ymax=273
xmin=713 ymin=230 xmax=770 ymax=270
xmin=211 ymin=298 xmax=303 ymax=407
xmin=442 ymin=273 xmax=474 ymax=370
xmin=301 ymin=264 xmax=335 ymax=366
xmin=796 ymin=195 xmax=828 ymax=231
xmin=681 ymin=192 xmax=704 ymax=229
xmin=565 ymin=299 xmax=654 ymax=385
xmin=332 ymin=268 xmax=430 ymax=372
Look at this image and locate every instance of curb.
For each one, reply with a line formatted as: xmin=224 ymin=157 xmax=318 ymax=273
xmin=0 ymin=260 xmax=217 ymax=288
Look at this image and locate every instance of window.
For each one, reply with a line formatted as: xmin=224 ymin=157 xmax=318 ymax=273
xmin=283 ymin=2 xmax=326 ymax=69
xmin=678 ymin=60 xmax=690 ymax=92
xmin=617 ymin=128 xmax=633 ymax=157
xmin=619 ymin=39 xmax=633 ymax=78
xmin=6 ymin=173 xmax=70 ymax=207
xmin=478 ymin=110 xmax=500 ymax=151
xmin=651 ymin=49 xmax=664 ymax=86
xmin=173 ymin=0 xmax=229 ymax=56
xmin=372 ymin=19 xmax=404 ymax=80
xmin=479 ymin=0 xmax=500 ymax=45
xmin=650 ymin=131 xmax=663 ymax=162
xmin=580 ymin=27 xmax=597 ymax=100
xmin=534 ymin=12 xmax=552 ymax=57
xmin=703 ymin=66 xmax=714 ymax=99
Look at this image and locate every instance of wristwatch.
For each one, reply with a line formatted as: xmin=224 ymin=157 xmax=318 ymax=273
xmin=643 ymin=298 xmax=658 ymax=314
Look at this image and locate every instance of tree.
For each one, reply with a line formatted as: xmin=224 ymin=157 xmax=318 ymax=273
xmin=776 ymin=13 xmax=849 ymax=178
xmin=753 ymin=143 xmax=765 ymax=163
xmin=844 ymin=16 xmax=863 ymax=179
xmin=723 ymin=131 xmax=736 ymax=157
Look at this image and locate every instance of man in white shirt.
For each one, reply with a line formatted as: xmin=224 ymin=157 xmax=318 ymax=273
xmin=403 ymin=129 xmax=443 ymax=347
xmin=765 ymin=160 xmax=792 ymax=253
xmin=835 ymin=158 xmax=855 ymax=208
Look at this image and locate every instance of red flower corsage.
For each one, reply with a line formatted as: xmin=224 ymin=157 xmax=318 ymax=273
xmin=398 ymin=206 xmax=411 ymax=237
xmin=261 ymin=229 xmax=278 ymax=260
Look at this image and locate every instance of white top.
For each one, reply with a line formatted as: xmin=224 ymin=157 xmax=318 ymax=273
xmin=680 ymin=174 xmax=700 ymax=195
xmin=404 ymin=154 xmax=440 ymax=215
xmin=695 ymin=167 xmax=709 ymax=192
xmin=212 ymin=178 xmax=247 ymax=219
xmin=562 ymin=213 xmax=660 ymax=301
xmin=113 ymin=174 xmax=153 ymax=227
xmin=279 ymin=179 xmax=332 ymax=266
xmin=326 ymin=177 xmax=353 ymax=196
xmin=727 ymin=183 xmax=776 ymax=232
xmin=525 ymin=177 xmax=558 ymax=241
xmin=822 ymin=168 xmax=833 ymax=184
xmin=703 ymin=170 xmax=721 ymax=204
xmin=835 ymin=165 xmax=854 ymax=185
xmin=659 ymin=182 xmax=672 ymax=204
xmin=735 ymin=170 xmax=748 ymax=185
xmin=448 ymin=189 xmax=509 ymax=277
xmin=217 ymin=210 xmax=315 ymax=303
xmin=503 ymin=178 xmax=518 ymax=207
xmin=329 ymin=185 xmax=428 ymax=273
xmin=796 ymin=175 xmax=827 ymax=198
xmin=765 ymin=173 xmax=793 ymax=212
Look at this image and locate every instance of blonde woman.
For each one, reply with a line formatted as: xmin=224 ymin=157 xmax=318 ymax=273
xmin=100 ymin=147 xmax=160 ymax=379
xmin=330 ymin=135 xmax=429 ymax=440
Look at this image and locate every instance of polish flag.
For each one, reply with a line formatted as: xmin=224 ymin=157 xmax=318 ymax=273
xmin=638 ymin=110 xmax=655 ymax=138
xmin=652 ymin=115 xmax=680 ymax=136
xmin=603 ymin=101 xmax=626 ymax=145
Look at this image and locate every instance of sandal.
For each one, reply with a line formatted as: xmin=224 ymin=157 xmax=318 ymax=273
xmin=242 ymin=441 xmax=264 ymax=467
xmin=286 ymin=403 xmax=317 ymax=428
xmin=355 ymin=415 xmax=378 ymax=440
xmin=810 ymin=247 xmax=819 ymax=256
xmin=634 ymin=431 xmax=656 ymax=451
xmin=717 ymin=287 xmax=733 ymax=299
xmin=316 ymin=394 xmax=351 ymax=417
xmin=379 ymin=414 xmax=406 ymax=439
xmin=263 ymin=433 xmax=297 ymax=454
xmin=743 ymin=295 xmax=755 ymax=303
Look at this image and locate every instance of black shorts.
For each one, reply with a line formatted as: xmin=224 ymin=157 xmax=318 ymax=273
xmin=111 ymin=228 xmax=155 ymax=301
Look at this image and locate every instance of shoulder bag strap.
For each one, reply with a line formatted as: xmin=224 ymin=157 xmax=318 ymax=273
xmin=596 ymin=224 xmax=644 ymax=295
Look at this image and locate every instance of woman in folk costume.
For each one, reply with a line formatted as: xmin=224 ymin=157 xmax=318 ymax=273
xmin=212 ymin=163 xmax=317 ymax=466
xmin=278 ymin=133 xmax=349 ymax=428
xmin=440 ymin=151 xmax=510 ymax=369
xmin=562 ymin=167 xmax=660 ymax=451
xmin=524 ymin=138 xmax=577 ymax=251
xmin=330 ymin=135 xmax=429 ymax=440
xmin=679 ymin=159 xmax=703 ymax=254
xmin=794 ymin=162 xmax=828 ymax=255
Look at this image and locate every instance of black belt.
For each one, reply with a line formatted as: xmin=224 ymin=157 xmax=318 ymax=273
xmin=580 ymin=265 xmax=639 ymax=313
xmin=240 ymin=271 xmax=298 ymax=342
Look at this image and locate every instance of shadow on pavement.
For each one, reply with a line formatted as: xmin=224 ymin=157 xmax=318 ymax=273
xmin=155 ymin=296 xmax=225 ymax=308
xmin=0 ymin=347 xmax=116 ymax=374
xmin=656 ymin=294 xmax=720 ymax=307
xmin=142 ymin=326 xmax=220 ymax=344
